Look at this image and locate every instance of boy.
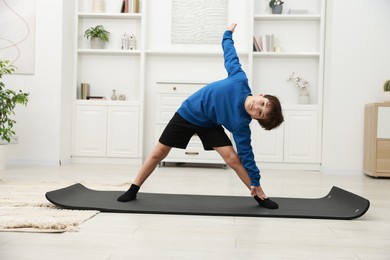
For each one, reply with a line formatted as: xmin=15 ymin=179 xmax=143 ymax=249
xmin=118 ymin=24 xmax=284 ymax=209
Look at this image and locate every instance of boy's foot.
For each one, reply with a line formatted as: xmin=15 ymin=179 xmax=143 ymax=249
xmin=254 ymin=196 xmax=279 ymax=209
xmin=117 ymin=184 xmax=140 ymax=202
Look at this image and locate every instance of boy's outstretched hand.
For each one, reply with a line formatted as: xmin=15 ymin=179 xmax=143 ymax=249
xmin=228 ymin=23 xmax=237 ymax=32
xmin=251 ymin=185 xmax=267 ymax=200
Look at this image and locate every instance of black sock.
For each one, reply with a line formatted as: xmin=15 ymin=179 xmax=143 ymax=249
xmin=254 ymin=196 xmax=279 ymax=209
xmin=117 ymin=184 xmax=140 ymax=202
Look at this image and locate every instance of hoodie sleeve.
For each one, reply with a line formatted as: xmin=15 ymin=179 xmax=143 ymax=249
xmin=232 ymin=126 xmax=261 ymax=187
xmin=222 ymin=30 xmax=244 ymax=77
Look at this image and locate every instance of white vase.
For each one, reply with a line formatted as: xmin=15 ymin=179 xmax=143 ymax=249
xmin=298 ymin=88 xmax=310 ymax=104
xmin=111 ymin=90 xmax=117 ymax=100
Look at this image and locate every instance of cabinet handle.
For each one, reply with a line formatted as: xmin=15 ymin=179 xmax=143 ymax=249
xmin=185 ymin=152 xmax=199 ymax=155
xmin=173 ymin=86 xmax=177 ymax=91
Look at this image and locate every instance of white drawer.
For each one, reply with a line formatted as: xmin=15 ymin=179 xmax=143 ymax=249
xmin=159 ymin=95 xmax=186 ymax=106
xmin=156 ymin=82 xmax=206 ymax=94
xmin=166 ymin=148 xmax=222 ymax=162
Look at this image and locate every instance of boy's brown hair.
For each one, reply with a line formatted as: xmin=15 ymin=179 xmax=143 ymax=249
xmin=257 ymin=94 xmax=284 ymax=130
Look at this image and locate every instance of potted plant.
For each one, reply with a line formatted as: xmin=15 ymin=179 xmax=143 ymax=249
xmin=269 ymin=0 xmax=284 ymax=14
xmin=0 ymin=59 xmax=29 ymax=170
xmin=0 ymin=60 xmax=29 ymax=143
xmin=84 ymin=25 xmax=110 ymax=49
xmin=384 ymin=80 xmax=390 ymax=102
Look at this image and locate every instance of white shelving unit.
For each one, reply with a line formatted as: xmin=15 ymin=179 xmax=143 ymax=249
xmin=250 ymin=0 xmax=325 ymax=168
xmin=71 ymin=0 xmax=145 ymax=164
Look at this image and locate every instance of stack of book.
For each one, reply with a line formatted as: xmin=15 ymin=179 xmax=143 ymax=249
xmin=121 ymin=0 xmax=140 ymax=13
xmin=253 ymin=34 xmax=275 ymax=52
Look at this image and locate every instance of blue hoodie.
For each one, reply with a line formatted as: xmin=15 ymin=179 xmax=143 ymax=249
xmin=177 ymin=30 xmax=260 ymax=186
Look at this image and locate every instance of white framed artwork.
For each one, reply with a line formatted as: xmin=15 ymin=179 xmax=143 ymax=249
xmin=0 ymin=0 xmax=36 ymax=74
xmin=171 ymin=0 xmax=228 ymax=44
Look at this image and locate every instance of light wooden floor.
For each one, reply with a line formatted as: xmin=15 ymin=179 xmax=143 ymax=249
xmin=1 ymin=164 xmax=389 ymax=260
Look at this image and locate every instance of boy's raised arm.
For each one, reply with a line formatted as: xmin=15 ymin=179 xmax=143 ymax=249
xmin=222 ymin=23 xmax=243 ymax=77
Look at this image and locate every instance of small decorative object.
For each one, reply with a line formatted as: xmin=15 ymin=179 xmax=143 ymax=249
xmin=111 ymin=89 xmax=118 ymax=100
xmin=84 ymin=25 xmax=110 ymax=49
xmin=129 ymin=34 xmax=136 ymax=50
xmin=274 ymin=46 xmax=282 ymax=52
xmin=92 ymin=0 xmax=105 ymax=13
xmin=269 ymin=0 xmax=284 ymax=14
xmin=118 ymin=94 xmax=126 ymax=101
xmin=121 ymin=33 xmax=129 ymax=50
xmin=383 ymin=80 xmax=390 ymax=102
xmin=288 ymin=72 xmax=310 ymax=104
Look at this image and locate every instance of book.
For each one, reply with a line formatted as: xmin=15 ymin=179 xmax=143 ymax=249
xmin=121 ymin=0 xmax=129 ymax=13
xmin=253 ymin=37 xmax=261 ymax=52
xmin=87 ymin=96 xmax=106 ymax=100
xmin=258 ymin=35 xmax=263 ymax=51
xmin=133 ymin=0 xmax=139 ymax=13
xmin=261 ymin=34 xmax=274 ymax=52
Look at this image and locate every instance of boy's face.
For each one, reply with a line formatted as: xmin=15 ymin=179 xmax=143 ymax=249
xmin=247 ymin=94 xmax=270 ymax=120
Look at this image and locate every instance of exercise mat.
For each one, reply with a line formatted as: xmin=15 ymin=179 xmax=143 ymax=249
xmin=46 ymin=184 xmax=370 ymax=220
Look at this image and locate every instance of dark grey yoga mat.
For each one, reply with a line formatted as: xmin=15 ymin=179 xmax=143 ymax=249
xmin=46 ymin=184 xmax=370 ymax=220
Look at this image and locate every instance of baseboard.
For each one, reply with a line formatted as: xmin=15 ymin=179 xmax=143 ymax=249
xmin=71 ymin=156 xmax=142 ymax=165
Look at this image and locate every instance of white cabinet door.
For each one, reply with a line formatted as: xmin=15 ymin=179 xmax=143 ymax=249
xmin=252 ymin=122 xmax=284 ymax=162
xmin=107 ymin=106 xmax=139 ymax=157
xmin=283 ymin=110 xmax=319 ymax=163
xmin=73 ymin=105 xmax=107 ymax=157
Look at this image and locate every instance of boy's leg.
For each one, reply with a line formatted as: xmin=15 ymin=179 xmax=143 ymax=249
xmin=213 ymin=146 xmax=252 ymax=189
xmin=133 ymin=142 xmax=172 ymax=186
xmin=213 ymin=146 xmax=278 ymax=209
xmin=117 ymin=142 xmax=171 ymax=202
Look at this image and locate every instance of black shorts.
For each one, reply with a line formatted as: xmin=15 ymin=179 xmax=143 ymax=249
xmin=159 ymin=112 xmax=232 ymax=151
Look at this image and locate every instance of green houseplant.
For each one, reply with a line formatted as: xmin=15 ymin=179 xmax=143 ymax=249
xmin=269 ymin=0 xmax=284 ymax=14
xmin=0 ymin=59 xmax=29 ymax=143
xmin=84 ymin=25 xmax=110 ymax=49
xmin=384 ymin=80 xmax=390 ymax=102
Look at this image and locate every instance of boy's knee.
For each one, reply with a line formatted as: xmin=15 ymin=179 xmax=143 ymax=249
xmin=224 ymin=152 xmax=241 ymax=167
xmin=151 ymin=145 xmax=170 ymax=160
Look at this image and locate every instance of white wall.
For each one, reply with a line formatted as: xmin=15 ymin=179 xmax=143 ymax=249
xmin=3 ymin=0 xmax=73 ymax=165
xmin=322 ymin=0 xmax=390 ymax=174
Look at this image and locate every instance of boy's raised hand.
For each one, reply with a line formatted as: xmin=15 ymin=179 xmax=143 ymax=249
xmin=228 ymin=23 xmax=237 ymax=32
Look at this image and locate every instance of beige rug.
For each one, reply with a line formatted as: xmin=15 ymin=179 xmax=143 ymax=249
xmin=0 ymin=180 xmax=129 ymax=233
